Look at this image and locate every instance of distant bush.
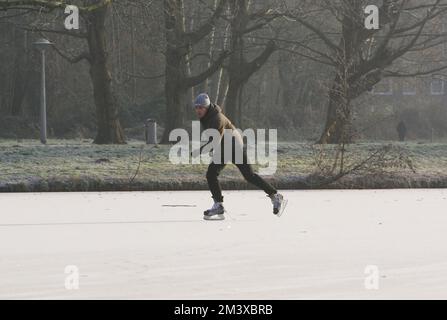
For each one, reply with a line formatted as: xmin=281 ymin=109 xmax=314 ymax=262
xmin=0 ymin=116 xmax=39 ymax=139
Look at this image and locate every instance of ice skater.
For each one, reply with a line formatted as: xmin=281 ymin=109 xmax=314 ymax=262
xmin=193 ymin=93 xmax=286 ymax=220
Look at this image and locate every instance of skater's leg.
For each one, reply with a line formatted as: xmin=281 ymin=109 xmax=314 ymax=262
xmin=235 ymin=153 xmax=277 ymax=196
xmin=206 ymin=162 xmax=226 ymax=202
xmin=235 ymin=154 xmax=287 ymax=215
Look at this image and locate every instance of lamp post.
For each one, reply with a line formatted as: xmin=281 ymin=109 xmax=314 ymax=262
xmin=33 ymin=38 xmax=53 ymax=144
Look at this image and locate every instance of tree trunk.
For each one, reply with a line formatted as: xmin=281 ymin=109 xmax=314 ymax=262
xmin=86 ymin=3 xmax=126 ymax=144
xmin=317 ymin=73 xmax=352 ymax=144
xmin=205 ymin=0 xmax=219 ymax=93
xmin=160 ymin=0 xmax=228 ymax=143
xmin=224 ymin=0 xmax=276 ymax=126
xmin=317 ymin=2 xmax=360 ymax=144
xmin=10 ymin=24 xmax=28 ymax=116
xmin=225 ymin=78 xmax=243 ymax=123
xmin=164 ymin=59 xmax=188 ymax=141
xmin=161 ymin=0 xmax=189 ymax=143
xmin=130 ymin=5 xmax=137 ymax=104
xmin=224 ymin=0 xmax=247 ymax=125
xmin=215 ymin=21 xmax=230 ymax=103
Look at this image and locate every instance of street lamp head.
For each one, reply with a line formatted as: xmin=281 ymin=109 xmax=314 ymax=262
xmin=33 ymin=38 xmax=53 ymax=51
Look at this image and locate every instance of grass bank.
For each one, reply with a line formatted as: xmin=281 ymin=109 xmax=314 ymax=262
xmin=1 ymin=139 xmax=446 ymax=192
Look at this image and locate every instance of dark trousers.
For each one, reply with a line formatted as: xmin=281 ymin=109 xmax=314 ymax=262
xmin=206 ymin=150 xmax=277 ymax=203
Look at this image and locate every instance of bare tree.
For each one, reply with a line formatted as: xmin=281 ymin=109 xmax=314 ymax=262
xmin=1 ymin=0 xmax=126 ymax=144
xmin=284 ymin=0 xmax=447 ymax=144
xmin=224 ymin=0 xmax=281 ymax=126
xmin=160 ymin=0 xmax=229 ymax=143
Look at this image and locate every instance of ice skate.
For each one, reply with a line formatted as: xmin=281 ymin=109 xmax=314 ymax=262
xmin=203 ymin=202 xmax=225 ymax=220
xmin=269 ymin=193 xmax=287 ymax=217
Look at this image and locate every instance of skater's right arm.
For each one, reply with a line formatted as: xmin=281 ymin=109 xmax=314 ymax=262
xmin=193 ymin=113 xmax=226 ymax=156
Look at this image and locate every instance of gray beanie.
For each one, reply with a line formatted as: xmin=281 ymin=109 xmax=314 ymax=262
xmin=194 ymin=93 xmax=211 ymax=108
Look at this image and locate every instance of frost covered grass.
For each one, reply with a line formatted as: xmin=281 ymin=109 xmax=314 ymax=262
xmin=0 ymin=138 xmax=446 ymax=191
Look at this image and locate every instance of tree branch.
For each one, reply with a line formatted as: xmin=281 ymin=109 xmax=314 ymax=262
xmin=185 ymin=50 xmax=229 ymax=87
xmin=184 ymin=0 xmax=227 ymax=45
xmin=243 ymin=40 xmax=276 ymax=79
xmin=21 ymin=25 xmax=87 ymax=38
xmin=52 ymin=44 xmax=91 ymax=63
xmin=0 ymin=0 xmax=112 ymax=12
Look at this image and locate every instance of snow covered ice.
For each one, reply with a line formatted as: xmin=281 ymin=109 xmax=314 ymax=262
xmin=0 ymin=189 xmax=447 ymax=299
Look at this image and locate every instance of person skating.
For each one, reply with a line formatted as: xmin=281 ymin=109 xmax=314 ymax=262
xmin=193 ymin=93 xmax=286 ymax=220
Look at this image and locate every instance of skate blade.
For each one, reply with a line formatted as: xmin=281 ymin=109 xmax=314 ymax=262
xmin=203 ymin=214 xmax=225 ymax=221
xmin=275 ymin=199 xmax=288 ymax=217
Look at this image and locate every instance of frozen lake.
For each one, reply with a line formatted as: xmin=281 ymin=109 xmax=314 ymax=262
xmin=0 ymin=189 xmax=447 ymax=299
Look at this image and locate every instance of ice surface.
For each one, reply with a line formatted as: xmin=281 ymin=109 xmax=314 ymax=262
xmin=0 ymin=189 xmax=446 ymax=299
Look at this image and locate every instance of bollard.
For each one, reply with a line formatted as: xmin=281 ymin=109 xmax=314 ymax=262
xmin=145 ymin=119 xmax=157 ymax=144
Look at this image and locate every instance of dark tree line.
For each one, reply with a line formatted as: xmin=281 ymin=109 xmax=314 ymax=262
xmin=1 ymin=0 xmax=447 ymax=144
